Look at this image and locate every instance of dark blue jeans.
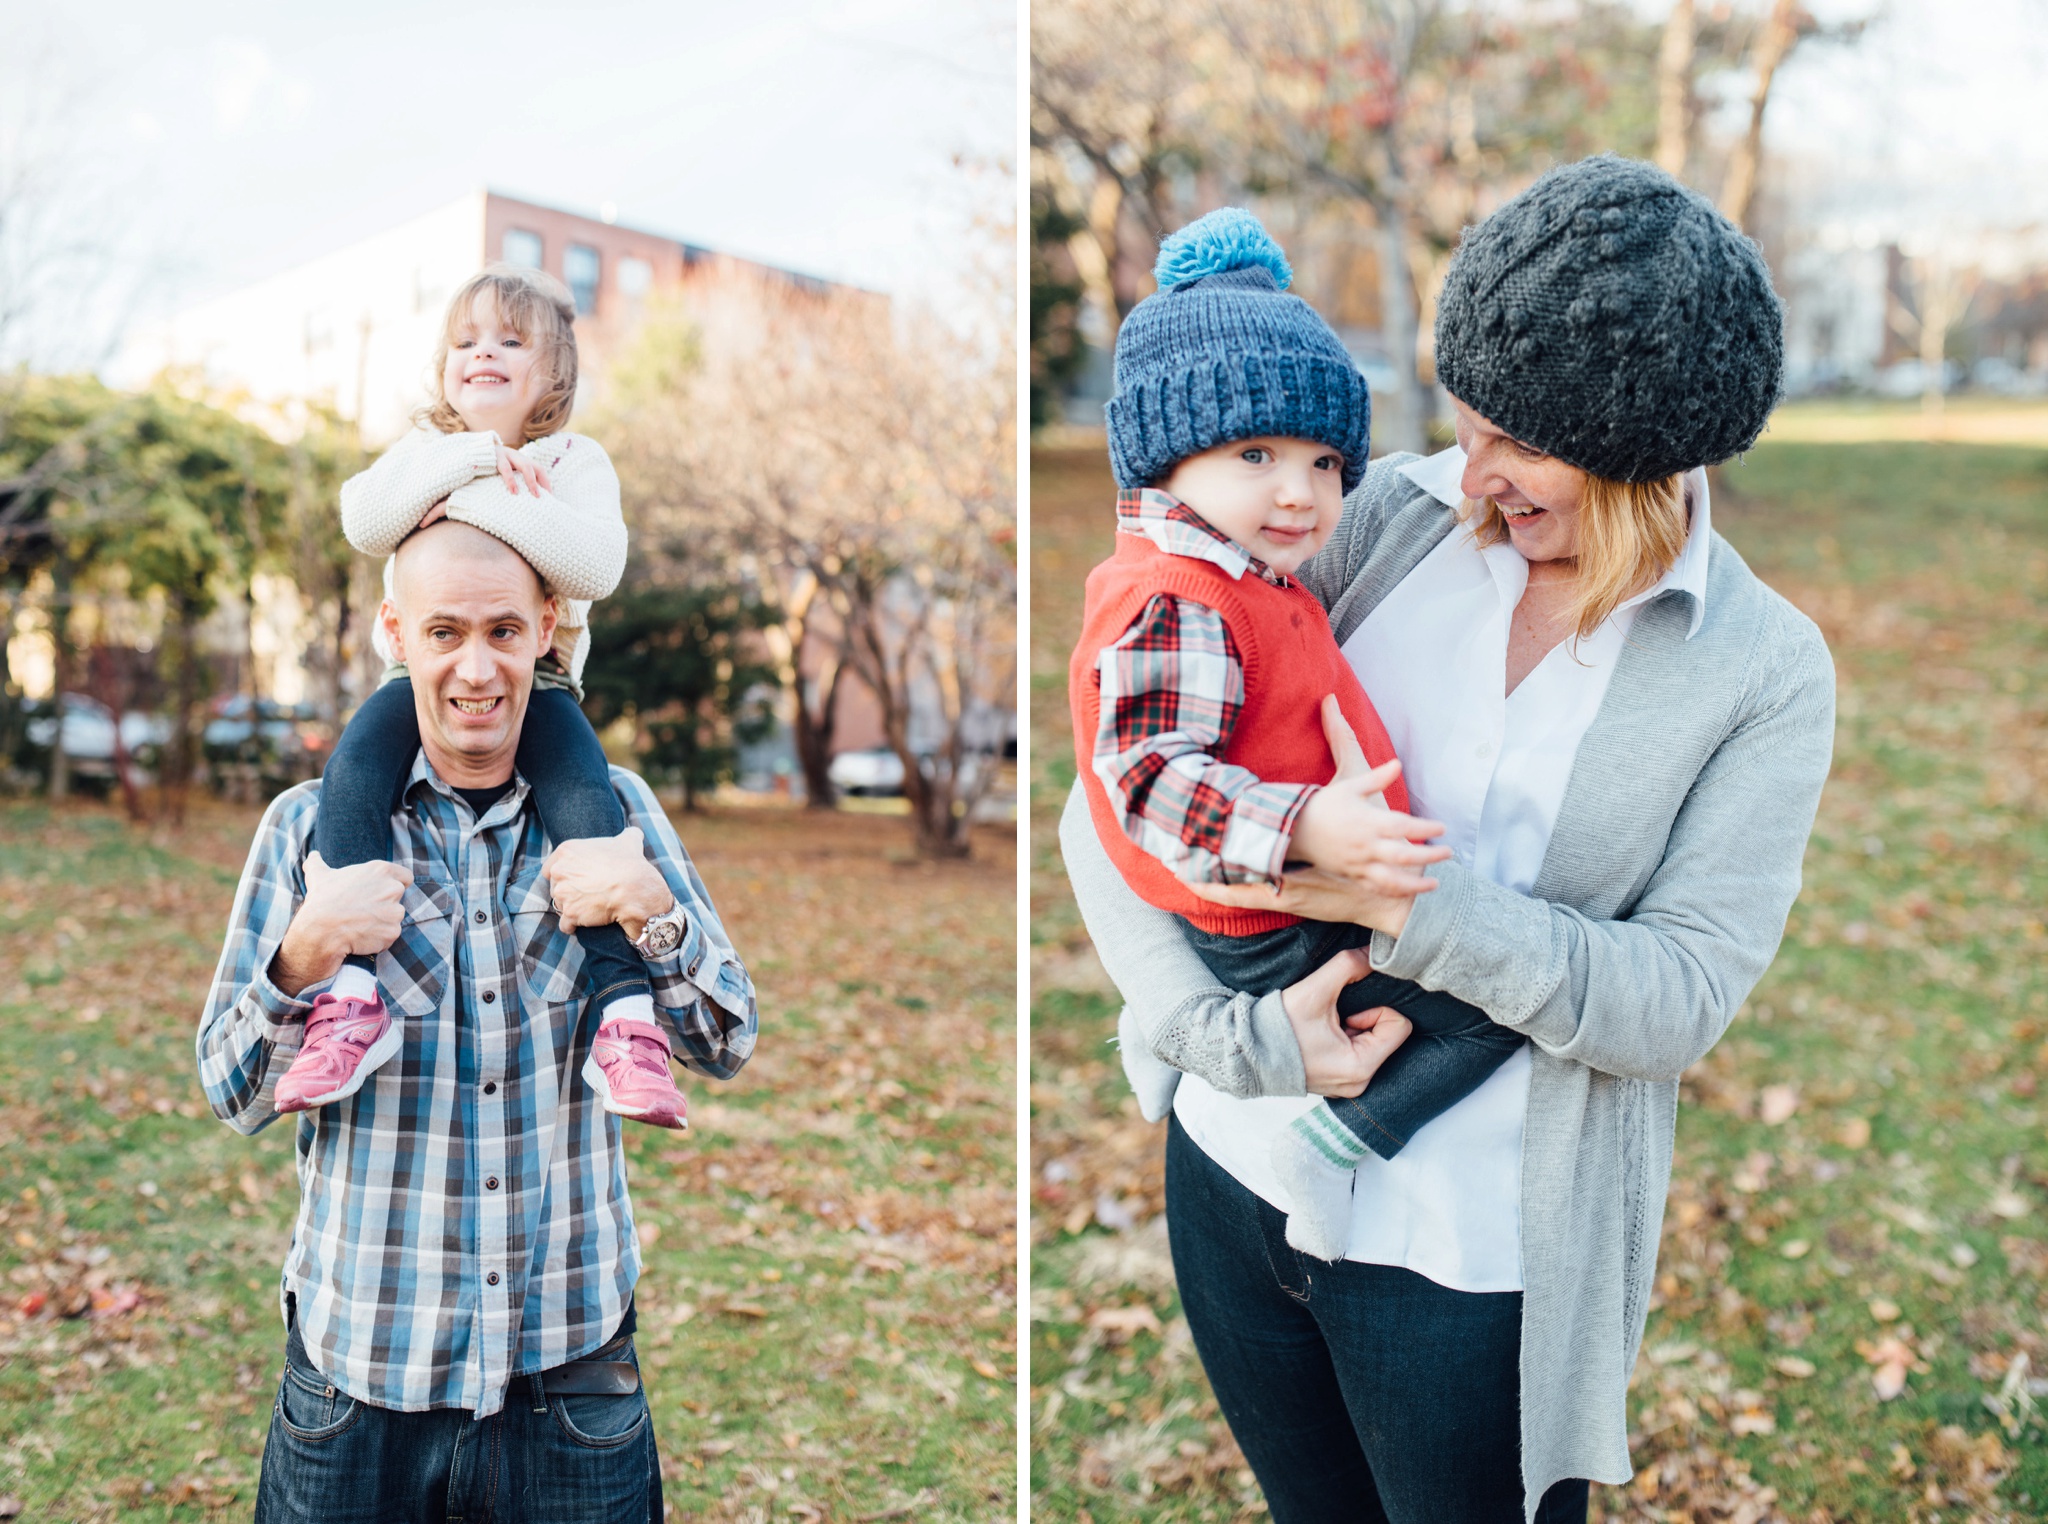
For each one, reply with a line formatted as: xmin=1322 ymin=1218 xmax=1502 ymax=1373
xmin=1165 ymin=1116 xmax=1588 ymax=1524
xmin=1182 ymin=917 xmax=1524 ymax=1159
xmin=254 ymin=1298 xmax=661 ymax=1523
xmin=316 ymin=677 xmax=649 ymax=1008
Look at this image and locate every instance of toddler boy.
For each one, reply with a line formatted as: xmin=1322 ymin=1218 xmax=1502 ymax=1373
xmin=1068 ymin=208 xmax=1526 ymax=1260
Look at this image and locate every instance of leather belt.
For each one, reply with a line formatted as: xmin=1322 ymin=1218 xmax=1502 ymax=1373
xmin=540 ymin=1359 xmax=640 ymax=1396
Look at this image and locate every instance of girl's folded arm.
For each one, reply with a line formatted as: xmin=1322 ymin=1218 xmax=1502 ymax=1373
xmin=441 ymin=435 xmax=628 ymax=603
xmin=339 ymin=428 xmax=503 ymax=556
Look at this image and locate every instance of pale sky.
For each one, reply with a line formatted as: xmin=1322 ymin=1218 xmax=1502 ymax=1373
xmin=0 ymin=0 xmax=1014 ymax=365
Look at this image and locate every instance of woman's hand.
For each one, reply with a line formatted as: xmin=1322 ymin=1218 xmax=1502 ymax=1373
xmin=494 ymin=441 xmax=553 ymax=497
xmin=1282 ymin=948 xmax=1412 ymax=1098
xmin=418 ymin=497 xmax=450 ymax=529
xmin=1186 ymin=866 xmax=1419 ymax=938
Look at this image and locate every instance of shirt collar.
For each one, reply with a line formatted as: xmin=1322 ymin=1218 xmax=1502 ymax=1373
xmin=403 ymin=745 xmax=533 ymax=823
xmin=1114 ymin=487 xmax=1287 ymax=586
xmin=1395 ymin=445 xmax=1713 ymax=640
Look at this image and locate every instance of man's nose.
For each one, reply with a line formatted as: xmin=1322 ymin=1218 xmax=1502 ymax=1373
xmin=456 ymin=638 xmax=496 ymax=686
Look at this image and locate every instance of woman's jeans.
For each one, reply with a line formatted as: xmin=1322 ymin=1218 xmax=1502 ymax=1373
xmin=254 ymin=1299 xmax=661 ymax=1523
xmin=315 ymin=677 xmax=649 ymax=1008
xmin=1165 ymin=1115 xmax=1588 ymax=1524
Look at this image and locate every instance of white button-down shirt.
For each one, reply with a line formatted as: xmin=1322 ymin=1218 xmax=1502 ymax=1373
xmin=1174 ymin=445 xmax=1712 ymax=1292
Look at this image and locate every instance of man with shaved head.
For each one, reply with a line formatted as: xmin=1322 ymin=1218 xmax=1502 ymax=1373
xmin=197 ymin=519 xmax=756 ymax=1522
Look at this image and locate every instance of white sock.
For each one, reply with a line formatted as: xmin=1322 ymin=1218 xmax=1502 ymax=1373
xmin=1271 ymin=1102 xmax=1372 ymax=1262
xmin=331 ymin=964 xmax=379 ymax=1003
xmin=598 ymin=992 xmax=656 ymax=1029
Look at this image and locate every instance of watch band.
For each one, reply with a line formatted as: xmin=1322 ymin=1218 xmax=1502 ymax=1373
xmin=633 ymin=901 xmax=687 ymax=958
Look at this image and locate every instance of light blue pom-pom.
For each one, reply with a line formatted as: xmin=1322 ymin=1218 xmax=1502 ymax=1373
xmin=1153 ymin=208 xmax=1293 ymax=291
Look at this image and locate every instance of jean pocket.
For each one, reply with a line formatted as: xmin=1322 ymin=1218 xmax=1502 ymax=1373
xmin=275 ymin=1360 xmax=362 ymax=1441
xmin=549 ymin=1387 xmax=651 ymax=1449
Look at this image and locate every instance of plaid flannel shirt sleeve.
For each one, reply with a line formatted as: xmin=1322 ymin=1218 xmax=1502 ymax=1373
xmin=1092 ymin=593 xmax=1319 ymax=887
xmin=194 ymin=784 xmax=322 ymax=1136
xmin=613 ymin=770 xmax=758 ymax=1079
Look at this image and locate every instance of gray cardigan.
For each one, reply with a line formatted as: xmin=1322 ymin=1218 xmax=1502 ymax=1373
xmin=1058 ymin=453 xmax=1836 ymax=1516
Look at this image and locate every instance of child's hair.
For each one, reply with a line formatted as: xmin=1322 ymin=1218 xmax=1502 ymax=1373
xmin=1463 ymin=469 xmax=1689 ymax=641
xmin=416 ymin=265 xmax=579 ymax=443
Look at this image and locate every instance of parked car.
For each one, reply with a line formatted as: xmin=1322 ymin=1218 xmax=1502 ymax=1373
xmin=203 ymin=694 xmax=329 ymax=789
xmin=827 ymin=747 xmax=907 ymax=797
xmin=22 ymin=694 xmax=170 ymax=778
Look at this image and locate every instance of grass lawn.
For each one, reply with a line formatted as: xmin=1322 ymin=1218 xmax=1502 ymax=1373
xmin=0 ymin=800 xmax=1016 ymax=1522
xmin=1028 ymin=436 xmax=2048 ymax=1522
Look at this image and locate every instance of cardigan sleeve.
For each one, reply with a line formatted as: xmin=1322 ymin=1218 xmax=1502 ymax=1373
xmin=339 ymin=429 xmax=503 ymax=556
xmin=1369 ymin=598 xmax=1836 ymax=1082
xmin=441 ymin=432 xmax=628 ymax=603
xmin=1059 ymin=782 xmax=1309 ymax=1103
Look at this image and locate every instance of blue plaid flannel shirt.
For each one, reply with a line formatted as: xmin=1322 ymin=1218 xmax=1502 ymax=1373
xmin=195 ymin=752 xmax=757 ymax=1416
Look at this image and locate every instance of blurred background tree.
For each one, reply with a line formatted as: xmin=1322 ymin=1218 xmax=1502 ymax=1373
xmin=580 ymin=575 xmax=780 ymax=811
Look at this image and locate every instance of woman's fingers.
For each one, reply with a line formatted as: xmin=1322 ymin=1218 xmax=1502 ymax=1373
xmin=1182 ymin=877 xmax=1288 ymax=907
xmin=1319 ymin=695 xmax=1375 ymax=778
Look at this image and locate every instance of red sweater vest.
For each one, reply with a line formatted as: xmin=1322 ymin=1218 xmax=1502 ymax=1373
xmin=1070 ymin=533 xmax=1408 ymax=935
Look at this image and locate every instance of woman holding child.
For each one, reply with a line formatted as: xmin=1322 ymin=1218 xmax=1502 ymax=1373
xmin=1061 ymin=155 xmax=1835 ymax=1522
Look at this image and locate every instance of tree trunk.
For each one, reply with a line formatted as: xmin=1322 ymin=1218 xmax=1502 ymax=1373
xmin=162 ymin=602 xmax=202 ymax=826
xmin=1378 ymin=209 xmax=1426 ymax=457
xmin=47 ymin=563 xmax=74 ymax=801
xmin=1655 ymin=0 xmax=1696 ymax=177
xmin=1719 ymin=0 xmax=1801 ymax=231
xmin=793 ymin=655 xmax=843 ymax=809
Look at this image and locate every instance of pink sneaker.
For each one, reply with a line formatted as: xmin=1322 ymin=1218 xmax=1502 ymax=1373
xmin=582 ymin=1019 xmax=688 ymax=1130
xmin=275 ymin=993 xmax=401 ymax=1113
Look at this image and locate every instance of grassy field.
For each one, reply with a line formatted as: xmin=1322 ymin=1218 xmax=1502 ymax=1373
xmin=1028 ymin=436 xmax=2048 ymax=1522
xmin=0 ymin=800 xmax=1016 ymax=1522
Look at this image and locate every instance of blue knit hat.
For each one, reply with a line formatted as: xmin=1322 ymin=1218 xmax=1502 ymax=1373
xmin=1106 ymin=209 xmax=1373 ymax=493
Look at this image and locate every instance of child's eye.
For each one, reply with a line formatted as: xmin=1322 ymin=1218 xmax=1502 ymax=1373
xmin=1239 ymin=446 xmax=1271 ymax=464
xmin=1315 ymin=454 xmax=1342 ymax=472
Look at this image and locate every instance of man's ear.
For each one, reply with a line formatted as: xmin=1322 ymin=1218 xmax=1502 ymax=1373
xmin=538 ymin=594 xmax=559 ymax=653
xmin=379 ymin=599 xmax=405 ymax=664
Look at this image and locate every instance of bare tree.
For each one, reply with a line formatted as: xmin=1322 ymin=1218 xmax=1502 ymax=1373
xmin=604 ymin=286 xmax=1015 ymax=857
xmin=1717 ymin=0 xmax=1804 ymax=230
xmin=1655 ymin=0 xmax=1697 ymax=175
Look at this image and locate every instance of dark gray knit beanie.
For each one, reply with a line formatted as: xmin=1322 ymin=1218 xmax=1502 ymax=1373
xmin=1107 ymin=208 xmax=1372 ymax=493
xmin=1433 ymin=154 xmax=1783 ymax=483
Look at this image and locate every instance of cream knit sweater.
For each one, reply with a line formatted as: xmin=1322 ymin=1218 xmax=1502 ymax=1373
xmin=341 ymin=427 xmax=629 ymax=684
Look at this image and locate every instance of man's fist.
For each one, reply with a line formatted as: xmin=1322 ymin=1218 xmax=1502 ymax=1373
xmin=542 ymin=827 xmax=675 ymax=941
xmin=271 ymin=853 xmax=412 ymax=996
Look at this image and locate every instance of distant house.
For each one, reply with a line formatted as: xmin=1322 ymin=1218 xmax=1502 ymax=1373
xmin=113 ymin=189 xmax=875 ymax=447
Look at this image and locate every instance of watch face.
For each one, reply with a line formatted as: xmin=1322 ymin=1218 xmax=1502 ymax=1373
xmin=644 ymin=917 xmax=682 ymax=956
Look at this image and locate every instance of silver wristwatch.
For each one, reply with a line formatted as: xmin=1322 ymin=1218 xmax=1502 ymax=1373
xmin=632 ymin=900 xmax=688 ymax=959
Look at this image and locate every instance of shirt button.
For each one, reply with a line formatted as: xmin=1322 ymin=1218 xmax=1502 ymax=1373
xmin=482 ymin=990 xmax=496 ymax=1004
xmin=483 ymin=1081 xmax=497 ymax=1095
xmin=474 ymin=910 xmax=487 ymax=924
xmin=486 ymin=1272 xmax=500 ymax=1286
xmin=486 ymin=1177 xmax=499 ymax=1190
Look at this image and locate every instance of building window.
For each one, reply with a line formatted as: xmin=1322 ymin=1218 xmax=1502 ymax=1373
xmin=502 ymin=229 xmax=543 ymax=269
xmin=564 ymin=244 xmax=601 ymax=315
xmin=617 ymin=256 xmax=653 ymax=300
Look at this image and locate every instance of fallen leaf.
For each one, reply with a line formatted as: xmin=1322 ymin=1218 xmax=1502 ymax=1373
xmin=1873 ymin=1360 xmax=1909 ymax=1401
xmin=1086 ymin=1304 xmax=1162 ymax=1341
xmin=0 ymin=1497 xmax=19 ymax=1520
xmin=1780 ymin=1238 xmax=1810 ymax=1259
xmin=1837 ymin=1117 xmax=1871 ymax=1149
xmin=1729 ymin=1410 xmax=1776 ymax=1436
xmin=721 ymin=1302 xmax=770 ymax=1319
xmin=972 ymin=1359 xmax=1001 ymax=1379
xmin=1868 ymin=1297 xmax=1901 ymax=1323
xmin=1773 ymin=1355 xmax=1816 ymax=1379
xmin=637 ymin=1221 xmax=661 ymax=1249
xmin=1950 ymin=1242 xmax=1979 ymax=1268
xmin=1759 ymin=1083 xmax=1799 ymax=1125
xmin=1991 ymin=1188 xmax=2029 ymax=1220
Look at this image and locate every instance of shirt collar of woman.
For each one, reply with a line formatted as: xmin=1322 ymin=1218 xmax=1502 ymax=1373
xmin=1397 ymin=445 xmax=1714 ymax=641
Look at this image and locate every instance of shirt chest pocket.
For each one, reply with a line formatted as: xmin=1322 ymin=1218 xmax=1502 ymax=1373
xmin=378 ymin=874 xmax=460 ymax=1018
xmin=506 ymin=863 xmax=581 ymax=1007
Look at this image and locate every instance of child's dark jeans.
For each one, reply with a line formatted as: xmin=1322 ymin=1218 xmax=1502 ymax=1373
xmin=314 ymin=677 xmax=650 ymax=1009
xmin=1180 ymin=916 xmax=1523 ymax=1161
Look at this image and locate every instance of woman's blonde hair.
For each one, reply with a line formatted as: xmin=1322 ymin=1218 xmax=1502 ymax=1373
xmin=1464 ymin=469 xmax=1690 ymax=641
xmin=415 ymin=265 xmax=579 ymax=442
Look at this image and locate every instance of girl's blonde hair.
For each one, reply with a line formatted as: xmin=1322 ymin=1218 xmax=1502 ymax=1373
xmin=416 ymin=265 xmax=579 ymax=442
xmin=1464 ymin=469 xmax=1690 ymax=641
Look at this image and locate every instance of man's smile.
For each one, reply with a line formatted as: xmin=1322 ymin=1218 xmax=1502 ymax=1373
xmin=451 ymin=696 xmax=503 ymax=715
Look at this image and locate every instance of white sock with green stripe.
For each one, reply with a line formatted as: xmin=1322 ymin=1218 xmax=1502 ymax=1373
xmin=1271 ymin=1102 xmax=1372 ymax=1262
